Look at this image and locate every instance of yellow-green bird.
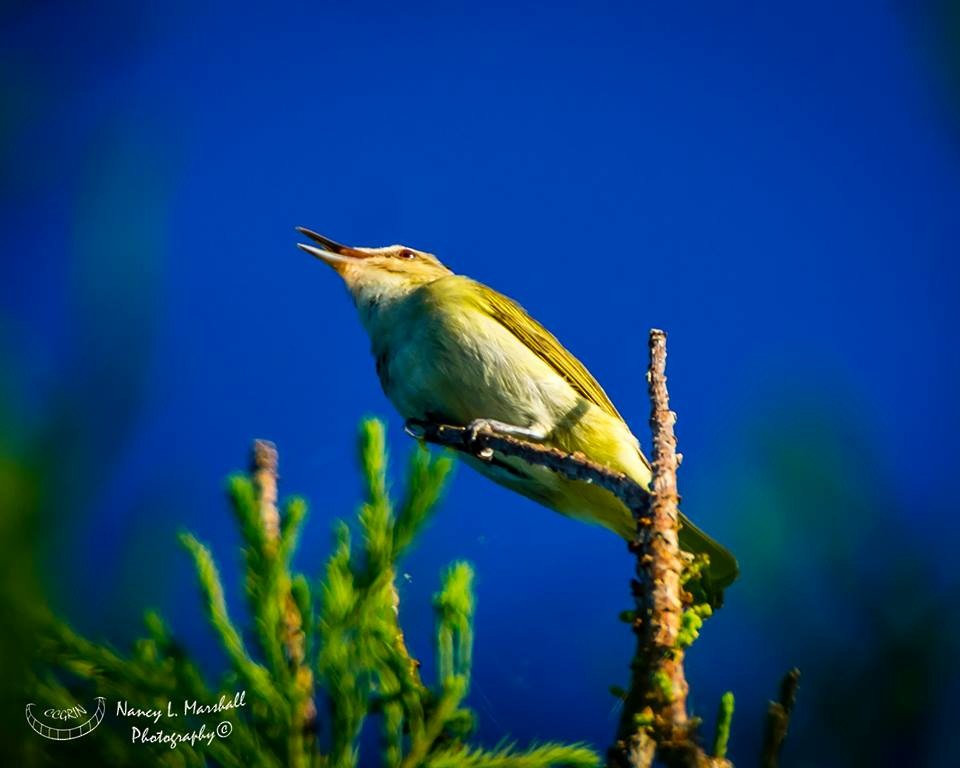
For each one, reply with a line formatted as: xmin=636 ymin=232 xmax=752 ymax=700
xmin=297 ymin=227 xmax=738 ymax=591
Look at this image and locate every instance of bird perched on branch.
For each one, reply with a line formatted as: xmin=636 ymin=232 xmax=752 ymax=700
xmin=297 ymin=228 xmax=738 ymax=592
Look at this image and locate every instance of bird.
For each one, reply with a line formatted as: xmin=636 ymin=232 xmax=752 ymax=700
xmin=296 ymin=227 xmax=738 ymax=594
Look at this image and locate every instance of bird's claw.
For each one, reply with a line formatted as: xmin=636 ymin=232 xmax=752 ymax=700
xmin=465 ymin=419 xmax=496 ymax=460
xmin=466 ymin=418 xmax=493 ymax=443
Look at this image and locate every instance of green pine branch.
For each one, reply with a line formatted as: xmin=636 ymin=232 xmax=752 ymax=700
xmin=28 ymin=418 xmax=600 ymax=768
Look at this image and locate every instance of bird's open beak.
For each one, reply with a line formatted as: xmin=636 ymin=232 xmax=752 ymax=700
xmin=296 ymin=227 xmax=368 ymax=272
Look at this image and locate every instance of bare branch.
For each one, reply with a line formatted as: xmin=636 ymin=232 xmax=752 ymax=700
xmin=761 ymin=668 xmax=801 ymax=768
xmin=608 ymin=330 xmax=729 ymax=768
xmin=252 ymin=439 xmax=281 ymax=552
xmin=250 ymin=439 xmax=317 ymax=741
xmin=639 ymin=328 xmax=690 ymax=728
xmin=403 ymin=421 xmax=651 ymax=514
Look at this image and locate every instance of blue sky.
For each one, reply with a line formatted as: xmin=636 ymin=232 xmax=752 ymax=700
xmin=2 ymin=1 xmax=958 ymax=762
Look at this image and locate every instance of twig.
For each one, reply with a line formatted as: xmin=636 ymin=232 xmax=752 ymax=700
xmin=637 ymin=328 xmax=690 ymax=733
xmin=608 ymin=330 xmax=728 ymax=768
xmin=403 ymin=422 xmax=651 ymax=514
xmin=252 ymin=439 xmax=281 ymax=552
xmin=760 ymin=669 xmax=800 ymax=768
xmin=250 ymin=440 xmax=317 ymax=743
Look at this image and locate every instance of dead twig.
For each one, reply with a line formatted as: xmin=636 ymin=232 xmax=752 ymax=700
xmin=252 ymin=439 xmax=281 ymax=552
xmin=608 ymin=330 xmax=728 ymax=768
xmin=761 ymin=668 xmax=801 ymax=768
xmin=403 ymin=422 xmax=650 ymax=513
xmin=250 ymin=440 xmax=317 ymax=739
xmin=635 ymin=328 xmax=691 ymax=738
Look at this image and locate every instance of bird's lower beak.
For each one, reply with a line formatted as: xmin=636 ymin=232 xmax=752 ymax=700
xmin=296 ymin=227 xmax=368 ymax=272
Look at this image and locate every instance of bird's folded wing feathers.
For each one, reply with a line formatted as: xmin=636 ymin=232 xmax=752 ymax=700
xmin=454 ymin=278 xmax=626 ymax=422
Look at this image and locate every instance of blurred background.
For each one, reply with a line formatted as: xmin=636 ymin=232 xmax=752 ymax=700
xmin=2 ymin=1 xmax=959 ymax=765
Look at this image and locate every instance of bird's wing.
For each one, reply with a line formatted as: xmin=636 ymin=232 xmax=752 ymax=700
xmin=453 ymin=277 xmax=626 ymax=422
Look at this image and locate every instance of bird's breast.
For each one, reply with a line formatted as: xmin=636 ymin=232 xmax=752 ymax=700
xmin=370 ymin=302 xmax=578 ymax=430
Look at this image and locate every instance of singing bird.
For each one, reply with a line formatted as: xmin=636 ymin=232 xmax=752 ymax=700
xmin=296 ymin=228 xmax=738 ymax=592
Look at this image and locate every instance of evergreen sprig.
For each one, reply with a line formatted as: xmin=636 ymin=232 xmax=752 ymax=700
xmin=28 ymin=418 xmax=600 ymax=768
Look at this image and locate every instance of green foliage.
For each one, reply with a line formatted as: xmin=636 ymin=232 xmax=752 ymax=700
xmin=651 ymin=670 xmax=675 ymax=703
xmin=28 ymin=418 xmax=599 ymax=767
xmin=676 ymin=604 xmax=712 ymax=649
xmin=423 ymin=741 xmax=600 ymax=767
xmin=712 ymin=691 xmax=734 ymax=759
xmin=433 ymin=562 xmax=474 ymax=687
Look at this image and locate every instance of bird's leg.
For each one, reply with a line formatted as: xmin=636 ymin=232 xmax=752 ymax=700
xmin=403 ymin=417 xmax=549 ymax=458
xmin=466 ymin=418 xmax=549 ymax=444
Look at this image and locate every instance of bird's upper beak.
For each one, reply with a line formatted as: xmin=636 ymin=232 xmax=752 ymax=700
xmin=296 ymin=227 xmax=369 ymax=273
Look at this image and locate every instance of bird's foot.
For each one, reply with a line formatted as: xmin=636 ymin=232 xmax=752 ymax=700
xmin=465 ymin=418 xmax=548 ymax=446
xmin=465 ymin=418 xmax=493 ymax=446
xmin=405 ymin=417 xmax=547 ymax=461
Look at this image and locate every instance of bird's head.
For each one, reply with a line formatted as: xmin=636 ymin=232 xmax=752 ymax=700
xmin=297 ymin=227 xmax=453 ymax=311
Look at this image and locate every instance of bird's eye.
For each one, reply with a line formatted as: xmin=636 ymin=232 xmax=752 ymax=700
xmin=397 ymin=249 xmax=416 ymax=260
